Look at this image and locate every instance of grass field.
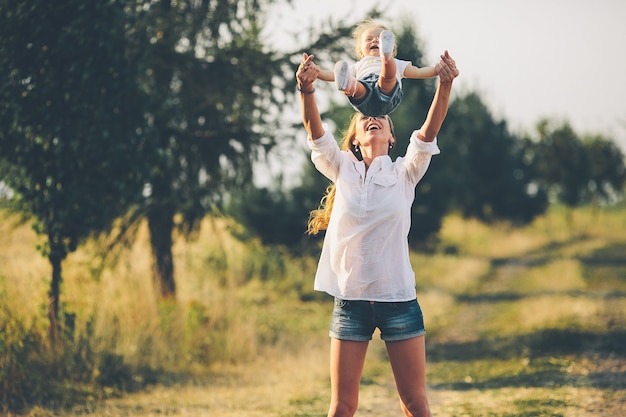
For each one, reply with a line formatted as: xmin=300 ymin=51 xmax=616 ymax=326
xmin=1 ymin=205 xmax=625 ymax=416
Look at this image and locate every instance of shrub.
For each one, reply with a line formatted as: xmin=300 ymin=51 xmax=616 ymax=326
xmin=0 ymin=301 xmax=48 ymax=412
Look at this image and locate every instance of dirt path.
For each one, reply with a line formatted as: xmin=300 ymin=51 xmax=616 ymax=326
xmin=90 ymin=339 xmax=624 ymax=417
xmin=75 ymin=250 xmax=626 ymax=416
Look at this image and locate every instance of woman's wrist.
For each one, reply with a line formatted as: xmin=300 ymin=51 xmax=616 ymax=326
xmin=297 ymin=84 xmax=315 ymax=94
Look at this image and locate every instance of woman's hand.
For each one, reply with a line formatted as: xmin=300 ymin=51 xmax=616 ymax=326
xmin=435 ymin=50 xmax=459 ymax=84
xmin=297 ymin=52 xmax=325 ymax=139
xmin=418 ymin=51 xmax=458 ymax=141
xmin=296 ymin=53 xmax=320 ymax=92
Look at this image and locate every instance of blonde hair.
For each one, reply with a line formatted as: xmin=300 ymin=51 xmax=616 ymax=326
xmin=307 ymin=114 xmax=396 ymax=235
xmin=353 ymin=19 xmax=396 ymax=59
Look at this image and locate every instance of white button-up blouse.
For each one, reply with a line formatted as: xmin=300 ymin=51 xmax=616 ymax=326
xmin=308 ymin=127 xmax=441 ymax=302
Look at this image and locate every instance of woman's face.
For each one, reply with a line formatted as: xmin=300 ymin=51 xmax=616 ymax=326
xmin=353 ymin=114 xmax=394 ymax=150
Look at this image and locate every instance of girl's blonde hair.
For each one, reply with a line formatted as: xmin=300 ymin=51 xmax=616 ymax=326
xmin=353 ymin=19 xmax=396 ymax=59
xmin=307 ymin=113 xmax=396 ymax=235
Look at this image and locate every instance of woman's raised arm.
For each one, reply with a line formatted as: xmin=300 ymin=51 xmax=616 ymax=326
xmin=296 ymin=53 xmax=325 ymax=140
xmin=417 ymin=50 xmax=459 ymax=142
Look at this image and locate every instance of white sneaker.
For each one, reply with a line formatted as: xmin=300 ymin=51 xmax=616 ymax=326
xmin=334 ymin=61 xmax=351 ymax=91
xmin=380 ymin=30 xmax=395 ymax=57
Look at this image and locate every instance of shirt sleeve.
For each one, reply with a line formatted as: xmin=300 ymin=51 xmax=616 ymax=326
xmin=307 ymin=125 xmax=343 ymax=182
xmin=395 ymin=59 xmax=412 ymax=80
xmin=403 ymin=130 xmax=441 ymax=185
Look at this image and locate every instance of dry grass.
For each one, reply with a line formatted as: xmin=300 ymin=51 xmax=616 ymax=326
xmin=1 ymin=204 xmax=626 ymax=416
xmin=0 ymin=216 xmax=50 ymax=324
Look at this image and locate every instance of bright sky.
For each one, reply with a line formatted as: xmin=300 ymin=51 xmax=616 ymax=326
xmin=267 ymin=0 xmax=626 ymax=150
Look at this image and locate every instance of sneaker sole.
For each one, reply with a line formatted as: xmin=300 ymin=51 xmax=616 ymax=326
xmin=380 ymin=30 xmax=394 ymax=56
xmin=334 ymin=61 xmax=350 ymax=91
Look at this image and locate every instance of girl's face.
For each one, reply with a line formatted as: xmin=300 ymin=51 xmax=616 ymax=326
xmin=360 ymin=27 xmax=386 ymax=58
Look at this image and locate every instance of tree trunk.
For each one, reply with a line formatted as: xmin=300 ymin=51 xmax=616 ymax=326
xmin=48 ymin=251 xmax=63 ymax=344
xmin=147 ymin=205 xmax=176 ymax=299
xmin=565 ymin=206 xmax=574 ymax=229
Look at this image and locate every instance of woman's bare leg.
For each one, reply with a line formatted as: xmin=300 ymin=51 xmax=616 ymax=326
xmin=385 ymin=335 xmax=432 ymax=417
xmin=327 ymin=338 xmax=369 ymax=417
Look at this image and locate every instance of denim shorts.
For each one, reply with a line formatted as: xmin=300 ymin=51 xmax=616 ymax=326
xmin=329 ymin=298 xmax=426 ymax=342
xmin=349 ymin=72 xmax=403 ymax=117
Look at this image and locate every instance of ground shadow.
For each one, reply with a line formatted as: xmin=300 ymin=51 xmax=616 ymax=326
xmin=427 ymin=328 xmax=626 ymax=362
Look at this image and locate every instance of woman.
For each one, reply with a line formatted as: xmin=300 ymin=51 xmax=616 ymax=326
xmin=296 ymin=49 xmax=459 ymax=417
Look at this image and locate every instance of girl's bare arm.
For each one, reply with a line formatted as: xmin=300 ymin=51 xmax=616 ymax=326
xmin=317 ymin=68 xmax=335 ymax=82
xmin=403 ymin=64 xmax=438 ymax=79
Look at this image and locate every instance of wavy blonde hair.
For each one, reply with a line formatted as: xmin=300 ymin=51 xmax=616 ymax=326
xmin=353 ymin=19 xmax=397 ymax=59
xmin=307 ymin=113 xmax=396 ymax=235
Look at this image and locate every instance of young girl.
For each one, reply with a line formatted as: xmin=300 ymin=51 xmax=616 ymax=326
xmin=315 ymin=19 xmax=437 ymax=117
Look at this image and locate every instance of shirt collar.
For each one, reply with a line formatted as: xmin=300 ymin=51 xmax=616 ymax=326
xmin=369 ymin=154 xmax=392 ymax=173
xmin=351 ymin=154 xmax=392 ymax=176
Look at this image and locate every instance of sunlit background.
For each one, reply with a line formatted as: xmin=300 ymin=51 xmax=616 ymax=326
xmin=267 ymin=0 xmax=626 ymax=148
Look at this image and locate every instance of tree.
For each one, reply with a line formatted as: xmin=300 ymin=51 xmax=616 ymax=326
xmin=224 ymin=10 xmax=377 ymax=252
xmin=582 ymin=133 xmax=625 ymax=206
xmin=533 ymin=119 xmax=589 ymax=218
xmin=231 ymin=177 xmax=323 ymax=251
xmin=442 ymin=93 xmax=548 ymax=225
xmin=0 ymin=0 xmax=144 ymax=335
xmin=123 ymin=0 xmax=309 ymax=298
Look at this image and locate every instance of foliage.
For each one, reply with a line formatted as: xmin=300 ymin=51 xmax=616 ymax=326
xmin=526 ymin=119 xmax=625 ymax=211
xmin=229 ymin=9 xmax=380 ymax=251
xmin=123 ymin=0 xmax=320 ymax=297
xmin=230 ymin=181 xmax=322 ymax=251
xmin=0 ymin=212 xmax=326 ymax=412
xmin=0 ymin=300 xmax=45 ymax=412
xmin=0 ymin=0 xmax=143 ymax=255
xmin=0 ymin=298 xmax=150 ymax=413
xmin=582 ymin=133 xmax=626 ymax=204
xmin=0 ymin=0 xmax=145 ymax=323
xmin=533 ymin=119 xmax=589 ymax=207
xmin=2 ymin=204 xmax=626 ymax=415
xmin=1 ymin=0 xmax=340 ymax=309
xmin=442 ymin=92 xmax=548 ymax=225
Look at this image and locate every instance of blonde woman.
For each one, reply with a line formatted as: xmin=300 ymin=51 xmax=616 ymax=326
xmin=296 ymin=49 xmax=458 ymax=417
xmin=315 ymin=19 xmax=437 ymax=117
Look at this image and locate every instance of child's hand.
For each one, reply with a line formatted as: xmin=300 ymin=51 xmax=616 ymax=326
xmin=296 ymin=53 xmax=320 ymax=89
xmin=435 ymin=50 xmax=459 ymax=83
